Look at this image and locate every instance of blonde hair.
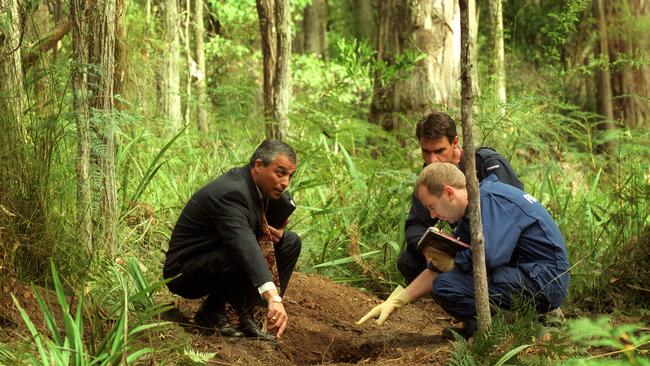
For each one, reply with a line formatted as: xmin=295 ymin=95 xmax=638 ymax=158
xmin=416 ymin=162 xmax=466 ymax=196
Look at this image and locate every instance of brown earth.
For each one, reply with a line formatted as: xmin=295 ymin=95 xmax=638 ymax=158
xmin=163 ymin=272 xmax=454 ymax=365
xmin=1 ymin=272 xmax=455 ymax=365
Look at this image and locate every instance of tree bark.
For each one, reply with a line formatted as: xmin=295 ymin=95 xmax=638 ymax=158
xmin=70 ymin=0 xmax=93 ymax=254
xmin=114 ymin=0 xmax=127 ymax=111
xmin=159 ymin=0 xmax=182 ymax=128
xmin=71 ymin=0 xmax=118 ymax=254
xmin=594 ymin=0 xmax=616 ymax=153
xmin=369 ymin=0 xmax=460 ymax=132
xmin=184 ymin=0 xmax=191 ymax=127
xmin=459 ymin=0 xmax=491 ymax=334
xmin=256 ymin=0 xmax=292 ymax=140
xmin=608 ymin=0 xmax=649 ymax=129
xmin=0 ymin=0 xmax=27 ymax=198
xmin=273 ymin=0 xmax=292 ymax=139
xmin=352 ymin=0 xmax=376 ymax=47
xmin=488 ymin=0 xmax=506 ymax=115
xmin=89 ymin=0 xmax=118 ymax=254
xmin=28 ymin=1 xmax=52 ymax=116
xmin=299 ymin=0 xmax=327 ymax=57
xmin=195 ymin=0 xmax=209 ymax=133
xmin=257 ymin=0 xmax=278 ymax=138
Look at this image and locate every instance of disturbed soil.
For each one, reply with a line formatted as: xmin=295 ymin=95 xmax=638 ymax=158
xmin=1 ymin=272 xmax=455 ymax=365
xmin=163 ymin=272 xmax=454 ymax=365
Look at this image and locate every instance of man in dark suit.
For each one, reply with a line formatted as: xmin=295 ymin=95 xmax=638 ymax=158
xmin=163 ymin=139 xmax=300 ymax=340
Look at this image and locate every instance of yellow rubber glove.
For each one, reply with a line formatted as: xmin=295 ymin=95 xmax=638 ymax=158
xmin=356 ymin=285 xmax=412 ymax=326
xmin=430 ymin=248 xmax=455 ymax=273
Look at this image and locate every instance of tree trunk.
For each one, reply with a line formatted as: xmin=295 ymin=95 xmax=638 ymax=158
xmin=29 ymin=1 xmax=52 ymax=116
xmin=608 ymin=0 xmax=649 ymax=129
xmin=159 ymin=0 xmax=182 ymax=128
xmin=256 ymin=0 xmax=292 ymax=140
xmin=114 ymin=0 xmax=127 ymax=111
xmin=352 ymin=0 xmax=376 ymax=47
xmin=184 ymin=0 xmax=192 ymax=127
xmin=369 ymin=0 xmax=460 ymax=132
xmin=273 ymin=0 xmax=292 ymax=139
xmin=488 ymin=0 xmax=506 ymax=115
xmin=299 ymin=0 xmax=327 ymax=57
xmin=0 ymin=0 xmax=27 ymax=198
xmin=71 ymin=0 xmax=118 ymax=254
xmin=459 ymin=0 xmax=491 ymax=334
xmin=70 ymin=0 xmax=93 ymax=254
xmin=89 ymin=0 xmax=117 ymax=254
xmin=195 ymin=0 xmax=209 ymax=133
xmin=594 ymin=0 xmax=616 ymax=154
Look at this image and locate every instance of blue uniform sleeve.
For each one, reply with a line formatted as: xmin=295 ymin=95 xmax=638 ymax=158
xmin=453 ymin=193 xmax=523 ymax=271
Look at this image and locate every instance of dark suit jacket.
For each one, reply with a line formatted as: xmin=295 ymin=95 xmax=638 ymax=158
xmin=165 ymin=166 xmax=288 ymax=288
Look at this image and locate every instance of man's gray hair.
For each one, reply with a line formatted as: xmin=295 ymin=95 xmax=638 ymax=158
xmin=249 ymin=139 xmax=297 ymax=167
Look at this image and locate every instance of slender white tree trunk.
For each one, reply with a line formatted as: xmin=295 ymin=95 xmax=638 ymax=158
xmin=195 ymin=0 xmax=208 ymax=133
xmin=489 ymin=0 xmax=506 ymax=115
xmin=460 ymin=0 xmax=491 ymax=333
xmin=160 ymin=0 xmax=182 ymax=128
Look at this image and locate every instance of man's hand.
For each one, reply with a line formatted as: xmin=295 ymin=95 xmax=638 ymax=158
xmin=267 ymin=301 xmax=288 ymax=338
xmin=430 ymin=248 xmax=454 ymax=272
xmin=267 ymin=226 xmax=284 ymax=244
xmin=356 ymin=286 xmax=412 ymax=326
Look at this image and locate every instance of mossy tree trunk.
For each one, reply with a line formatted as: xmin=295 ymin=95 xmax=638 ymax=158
xmin=0 ymin=0 xmax=27 ymax=200
xmin=71 ymin=0 xmax=118 ymax=254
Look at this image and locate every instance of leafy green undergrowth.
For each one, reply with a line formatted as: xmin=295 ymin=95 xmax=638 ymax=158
xmin=448 ymin=311 xmax=650 ymax=366
xmin=0 ymin=258 xmax=171 ymax=365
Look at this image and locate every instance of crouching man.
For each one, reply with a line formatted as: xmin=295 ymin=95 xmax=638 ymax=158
xmin=163 ymin=139 xmax=301 ymax=340
xmin=358 ymin=163 xmax=570 ymax=339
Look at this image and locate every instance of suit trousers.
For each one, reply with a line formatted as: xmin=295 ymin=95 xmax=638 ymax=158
xmin=164 ymin=231 xmax=301 ymax=311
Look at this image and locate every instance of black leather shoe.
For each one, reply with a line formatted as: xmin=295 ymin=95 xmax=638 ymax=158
xmin=194 ymin=301 xmax=243 ymax=337
xmin=238 ymin=311 xmax=276 ymax=341
xmin=442 ymin=319 xmax=477 ymax=340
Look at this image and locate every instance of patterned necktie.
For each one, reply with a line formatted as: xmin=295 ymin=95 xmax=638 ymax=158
xmin=259 ymin=199 xmax=281 ymax=290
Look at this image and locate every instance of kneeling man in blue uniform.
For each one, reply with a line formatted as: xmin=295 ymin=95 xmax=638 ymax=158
xmin=358 ymin=162 xmax=570 ymax=339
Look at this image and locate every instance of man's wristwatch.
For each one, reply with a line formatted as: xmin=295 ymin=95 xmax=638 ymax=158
xmin=269 ymin=295 xmax=282 ymax=304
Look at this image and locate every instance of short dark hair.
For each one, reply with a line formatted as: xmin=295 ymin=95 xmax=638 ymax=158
xmin=415 ymin=112 xmax=457 ymax=144
xmin=249 ymin=139 xmax=297 ymax=167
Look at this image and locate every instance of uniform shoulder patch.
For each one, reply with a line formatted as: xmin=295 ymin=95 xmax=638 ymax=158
xmin=523 ymin=194 xmax=537 ymax=204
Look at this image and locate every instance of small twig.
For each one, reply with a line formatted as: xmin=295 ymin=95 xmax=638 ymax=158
xmin=627 ymin=284 xmax=650 ymax=293
xmin=321 ymin=336 xmax=335 ymax=364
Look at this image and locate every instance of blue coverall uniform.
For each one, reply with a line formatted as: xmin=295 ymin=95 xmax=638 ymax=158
xmin=430 ymin=175 xmax=570 ymax=321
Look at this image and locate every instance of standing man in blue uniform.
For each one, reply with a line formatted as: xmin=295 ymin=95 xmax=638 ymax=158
xmin=358 ymin=163 xmax=570 ymax=339
xmin=399 ymin=111 xmax=524 ymax=284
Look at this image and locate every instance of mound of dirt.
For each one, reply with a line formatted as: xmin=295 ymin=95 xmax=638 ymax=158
xmin=1 ymin=272 xmax=455 ymax=365
xmin=166 ymin=272 xmax=454 ymax=365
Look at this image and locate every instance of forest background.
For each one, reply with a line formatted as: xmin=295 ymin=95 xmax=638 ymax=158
xmin=0 ymin=0 xmax=649 ymax=364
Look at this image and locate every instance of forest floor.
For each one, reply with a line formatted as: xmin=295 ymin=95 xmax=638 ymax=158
xmin=1 ymin=272 xmax=454 ymax=365
xmin=160 ymin=272 xmax=454 ymax=365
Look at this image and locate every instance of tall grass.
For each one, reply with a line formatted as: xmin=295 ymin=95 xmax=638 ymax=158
xmin=1 ymin=259 xmax=170 ymax=365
